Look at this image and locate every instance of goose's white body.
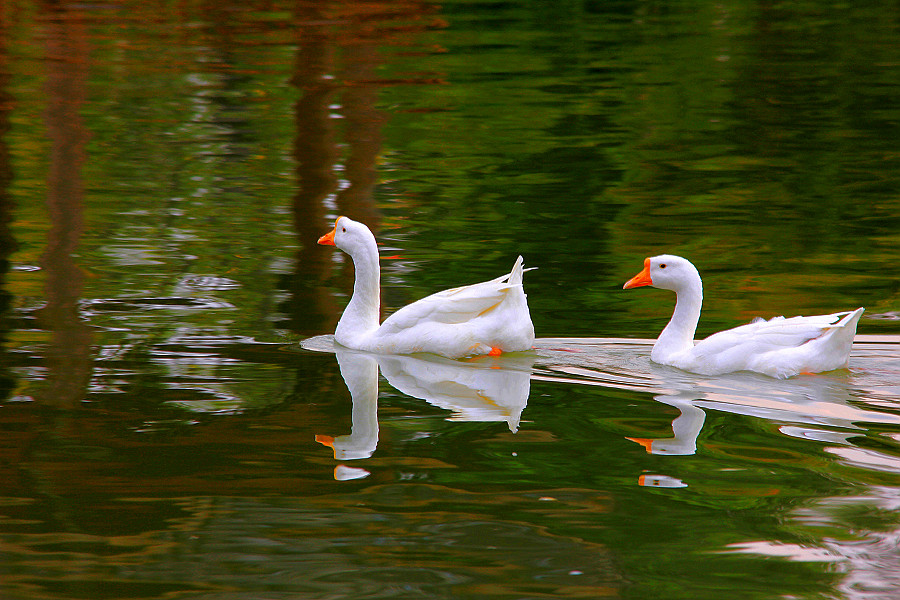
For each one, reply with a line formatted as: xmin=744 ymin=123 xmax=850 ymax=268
xmin=318 ymin=216 xmax=535 ymax=359
xmin=624 ymin=255 xmax=864 ymax=379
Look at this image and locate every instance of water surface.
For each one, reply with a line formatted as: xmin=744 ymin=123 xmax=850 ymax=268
xmin=1 ymin=1 xmax=899 ymax=599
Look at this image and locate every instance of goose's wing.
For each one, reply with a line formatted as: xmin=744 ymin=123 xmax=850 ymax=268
xmin=379 ymin=277 xmax=520 ymax=334
xmin=694 ymin=311 xmax=853 ymax=357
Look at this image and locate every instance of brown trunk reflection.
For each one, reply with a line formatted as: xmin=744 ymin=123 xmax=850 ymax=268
xmin=0 ymin=2 xmax=17 ymax=402
xmin=32 ymin=4 xmax=93 ymax=409
xmin=335 ymin=42 xmax=386 ymax=228
xmin=283 ymin=1 xmax=443 ymax=336
xmin=284 ymin=4 xmax=342 ymax=335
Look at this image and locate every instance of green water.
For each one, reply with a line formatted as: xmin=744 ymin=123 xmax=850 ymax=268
xmin=1 ymin=1 xmax=899 ymax=599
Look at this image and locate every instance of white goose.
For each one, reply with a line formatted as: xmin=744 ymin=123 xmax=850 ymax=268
xmin=623 ymin=255 xmax=864 ymax=378
xmin=318 ymin=216 xmax=535 ymax=359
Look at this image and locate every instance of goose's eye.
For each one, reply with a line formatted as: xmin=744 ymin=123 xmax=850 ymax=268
xmin=341 ymin=227 xmax=346 ymax=233
xmin=659 ymin=263 xmax=667 ymax=269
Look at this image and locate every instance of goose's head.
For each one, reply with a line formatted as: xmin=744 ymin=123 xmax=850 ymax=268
xmin=317 ymin=216 xmax=377 ymax=256
xmin=623 ymin=254 xmax=700 ymax=292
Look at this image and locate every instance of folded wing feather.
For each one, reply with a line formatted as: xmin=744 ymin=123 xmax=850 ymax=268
xmin=696 ymin=311 xmax=852 ymax=356
xmin=379 ymin=279 xmax=520 ymax=331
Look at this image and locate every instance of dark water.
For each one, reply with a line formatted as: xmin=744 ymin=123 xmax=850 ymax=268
xmin=1 ymin=1 xmax=900 ymax=599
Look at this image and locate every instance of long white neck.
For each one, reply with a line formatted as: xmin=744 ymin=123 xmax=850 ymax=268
xmin=335 ymin=237 xmax=381 ymax=344
xmin=652 ymin=277 xmax=702 ymax=361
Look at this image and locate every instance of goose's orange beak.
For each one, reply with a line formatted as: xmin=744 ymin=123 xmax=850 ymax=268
xmin=626 ymin=437 xmax=654 ymax=453
xmin=317 ymin=217 xmax=342 ymax=246
xmin=315 ymin=434 xmax=335 ymax=448
xmin=623 ymin=258 xmax=653 ymax=289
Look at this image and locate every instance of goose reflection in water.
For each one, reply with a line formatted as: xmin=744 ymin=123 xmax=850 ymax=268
xmin=533 ymin=337 xmax=900 ymax=488
xmin=626 ymin=372 xmax=877 ymax=460
xmin=625 ymin=373 xmax=883 ymax=488
xmin=315 ymin=350 xmax=380 ymax=463
xmin=637 ymin=364 xmax=900 ymax=460
xmin=315 ymin=344 xmax=535 ymax=480
xmin=627 ymin=393 xmax=707 ymax=457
